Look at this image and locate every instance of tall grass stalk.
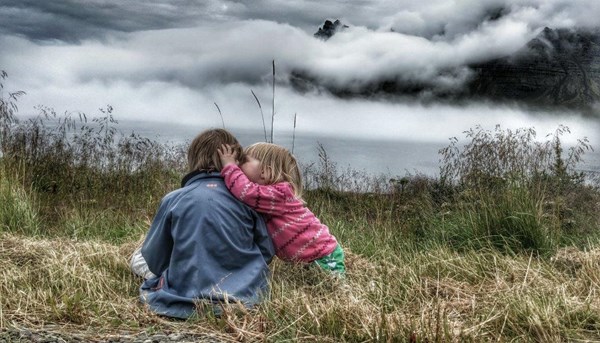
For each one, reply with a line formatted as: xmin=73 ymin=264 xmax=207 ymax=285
xmin=251 ymin=89 xmax=268 ymax=142
xmin=271 ymin=60 xmax=275 ymax=143
xmin=213 ymin=102 xmax=225 ymax=128
xmin=292 ymin=113 xmax=297 ymax=154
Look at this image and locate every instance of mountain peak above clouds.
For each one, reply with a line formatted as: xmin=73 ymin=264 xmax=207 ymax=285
xmin=314 ymin=19 xmax=348 ymax=40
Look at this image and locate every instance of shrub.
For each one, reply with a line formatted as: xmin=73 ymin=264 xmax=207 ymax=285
xmin=438 ymin=125 xmax=597 ymax=252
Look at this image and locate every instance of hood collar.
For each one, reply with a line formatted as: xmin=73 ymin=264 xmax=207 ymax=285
xmin=181 ymin=170 xmax=221 ymax=188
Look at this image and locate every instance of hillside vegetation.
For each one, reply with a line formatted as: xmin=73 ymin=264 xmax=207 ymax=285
xmin=1 ymin=74 xmax=600 ymax=342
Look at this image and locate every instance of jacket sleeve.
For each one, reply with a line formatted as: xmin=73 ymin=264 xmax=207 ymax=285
xmin=221 ymin=164 xmax=288 ymax=215
xmin=252 ymin=210 xmax=275 ymax=264
xmin=141 ymin=197 xmax=173 ymax=276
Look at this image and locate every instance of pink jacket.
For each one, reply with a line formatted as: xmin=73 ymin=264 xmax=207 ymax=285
xmin=222 ymin=164 xmax=338 ymax=262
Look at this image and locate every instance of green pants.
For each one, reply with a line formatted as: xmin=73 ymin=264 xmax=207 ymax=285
xmin=314 ymin=244 xmax=346 ymax=275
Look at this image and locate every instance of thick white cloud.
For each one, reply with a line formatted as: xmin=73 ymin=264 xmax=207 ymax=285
xmin=0 ymin=15 xmax=537 ymax=98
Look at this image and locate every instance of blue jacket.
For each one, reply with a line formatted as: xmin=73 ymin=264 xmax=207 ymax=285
xmin=140 ymin=171 xmax=274 ymax=318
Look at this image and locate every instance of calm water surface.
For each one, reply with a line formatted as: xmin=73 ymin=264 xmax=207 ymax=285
xmin=118 ymin=120 xmax=600 ymax=178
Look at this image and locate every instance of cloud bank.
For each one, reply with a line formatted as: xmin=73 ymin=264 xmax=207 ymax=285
xmin=3 ymin=0 xmax=598 ymax=95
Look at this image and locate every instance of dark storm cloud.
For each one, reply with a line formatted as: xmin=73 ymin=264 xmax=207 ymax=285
xmin=219 ymin=0 xmax=361 ymax=32
xmin=2 ymin=0 xmax=598 ymax=44
xmin=0 ymin=0 xmax=354 ymax=43
xmin=0 ymin=0 xmax=214 ymax=42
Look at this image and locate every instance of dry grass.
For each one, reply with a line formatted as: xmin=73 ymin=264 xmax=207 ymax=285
xmin=2 ymin=233 xmax=600 ymax=341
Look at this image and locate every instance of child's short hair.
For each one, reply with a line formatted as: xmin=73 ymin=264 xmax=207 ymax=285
xmin=244 ymin=142 xmax=303 ymax=199
xmin=188 ymin=128 xmax=242 ymax=172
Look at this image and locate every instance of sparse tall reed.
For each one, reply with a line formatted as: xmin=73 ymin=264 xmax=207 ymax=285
xmin=251 ymin=89 xmax=268 ymax=142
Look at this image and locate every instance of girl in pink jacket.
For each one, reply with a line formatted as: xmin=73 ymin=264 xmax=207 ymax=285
xmin=218 ymin=142 xmax=345 ymax=275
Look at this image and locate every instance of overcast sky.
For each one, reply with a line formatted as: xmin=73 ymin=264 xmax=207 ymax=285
xmin=0 ymin=0 xmax=598 ymax=155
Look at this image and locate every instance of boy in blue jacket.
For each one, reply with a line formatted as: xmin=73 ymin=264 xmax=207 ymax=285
xmin=132 ymin=128 xmax=274 ymax=319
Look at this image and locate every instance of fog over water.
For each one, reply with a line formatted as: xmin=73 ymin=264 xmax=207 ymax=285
xmin=0 ymin=0 xmax=598 ymax=176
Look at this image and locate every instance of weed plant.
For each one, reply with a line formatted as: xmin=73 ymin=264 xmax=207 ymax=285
xmin=1 ymin=76 xmax=186 ymax=241
xmin=437 ymin=124 xmax=598 ymax=253
xmin=1 ymin=72 xmax=600 ymax=341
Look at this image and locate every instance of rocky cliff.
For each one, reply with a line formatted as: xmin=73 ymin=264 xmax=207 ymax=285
xmin=469 ymin=27 xmax=600 ymax=110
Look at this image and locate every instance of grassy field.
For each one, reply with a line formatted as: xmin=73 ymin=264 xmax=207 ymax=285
xmin=2 ymin=76 xmax=600 ymax=341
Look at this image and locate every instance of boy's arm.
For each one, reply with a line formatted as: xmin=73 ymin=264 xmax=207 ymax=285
xmin=221 ymin=164 xmax=287 ymax=214
xmin=141 ymin=198 xmax=174 ymax=276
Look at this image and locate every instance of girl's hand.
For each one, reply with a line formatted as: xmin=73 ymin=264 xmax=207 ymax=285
xmin=217 ymin=144 xmax=238 ymax=167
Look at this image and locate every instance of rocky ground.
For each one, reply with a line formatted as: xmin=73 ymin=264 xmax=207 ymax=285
xmin=0 ymin=328 xmax=226 ymax=343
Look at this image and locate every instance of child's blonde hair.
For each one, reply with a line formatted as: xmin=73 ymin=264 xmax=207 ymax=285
xmin=244 ymin=142 xmax=303 ymax=199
